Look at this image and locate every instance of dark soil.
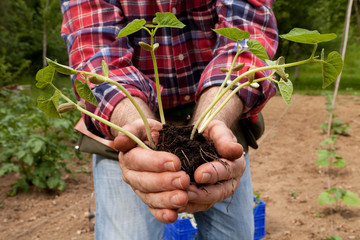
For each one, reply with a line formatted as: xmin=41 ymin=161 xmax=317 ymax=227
xmin=156 ymin=124 xmax=219 ymax=182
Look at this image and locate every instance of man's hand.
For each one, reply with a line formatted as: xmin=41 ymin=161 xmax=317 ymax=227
xmin=182 ymin=86 xmax=245 ymax=212
xmin=114 ymin=119 xmax=191 ymax=224
xmin=181 ymin=120 xmax=246 ymax=212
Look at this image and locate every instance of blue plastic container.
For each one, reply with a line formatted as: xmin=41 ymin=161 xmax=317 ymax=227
xmin=253 ymin=197 xmax=266 ymax=240
xmin=163 ymin=217 xmax=197 ymax=240
xmin=163 ymin=197 xmax=266 ymax=240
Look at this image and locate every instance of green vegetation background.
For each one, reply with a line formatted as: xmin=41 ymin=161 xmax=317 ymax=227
xmin=0 ymin=0 xmax=359 ymax=94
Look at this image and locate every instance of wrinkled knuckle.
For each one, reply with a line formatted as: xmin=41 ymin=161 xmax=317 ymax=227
xmin=122 ymin=174 xmax=129 ymax=184
xmin=141 ymin=193 xmax=152 ymax=207
xmin=136 ymin=175 xmax=147 ymax=191
xmin=221 ymin=186 xmax=229 ymax=202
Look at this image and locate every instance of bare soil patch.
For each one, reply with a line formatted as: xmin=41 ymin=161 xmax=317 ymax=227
xmin=1 ymin=95 xmax=359 ymax=240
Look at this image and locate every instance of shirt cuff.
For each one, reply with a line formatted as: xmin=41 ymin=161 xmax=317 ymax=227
xmin=80 ymin=66 xmax=157 ymax=139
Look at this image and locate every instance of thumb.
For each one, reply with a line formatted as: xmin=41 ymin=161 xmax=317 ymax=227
xmin=205 ymin=120 xmax=243 ymax=160
xmin=114 ymin=125 xmax=139 ymax=152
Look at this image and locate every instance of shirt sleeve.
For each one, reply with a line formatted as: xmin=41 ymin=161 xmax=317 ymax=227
xmin=60 ymin=0 xmax=157 ymax=138
xmin=197 ymin=0 xmax=278 ymax=118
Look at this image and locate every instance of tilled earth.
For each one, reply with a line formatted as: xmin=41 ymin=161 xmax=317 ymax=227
xmin=1 ymin=94 xmax=359 ymax=240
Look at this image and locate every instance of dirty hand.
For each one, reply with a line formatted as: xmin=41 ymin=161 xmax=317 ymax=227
xmin=182 ymin=120 xmax=246 ymax=213
xmin=114 ymin=119 xmax=191 ymax=224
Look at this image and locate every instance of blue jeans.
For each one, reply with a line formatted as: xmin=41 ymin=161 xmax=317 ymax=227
xmin=92 ymin=153 xmax=254 ymax=240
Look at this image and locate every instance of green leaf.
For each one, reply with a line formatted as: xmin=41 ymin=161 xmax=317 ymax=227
xmin=30 ymin=139 xmax=45 ymax=154
xmin=324 ymin=236 xmax=343 ymax=240
xmin=326 ymin=51 xmax=343 ymax=74
xmin=117 ymin=19 xmax=146 ymax=38
xmin=279 ymin=28 xmax=337 ymax=44
xmin=37 ymin=94 xmax=61 ymax=119
xmin=153 ymin=12 xmax=185 ymax=28
xmin=35 ymin=65 xmax=55 ymax=88
xmin=212 ymin=28 xmax=250 ymax=41
xmin=247 ymin=39 xmax=269 ymax=61
xmin=57 ymin=179 xmax=66 ymax=191
xmin=334 ymin=188 xmax=346 ymax=199
xmin=23 ymin=154 xmax=34 ymax=166
xmin=320 ymin=137 xmax=336 ymax=145
xmin=316 ymin=149 xmax=331 ymax=166
xmin=74 ymin=79 xmax=98 ymax=107
xmin=16 ymin=150 xmax=27 ymax=160
xmin=32 ymin=177 xmax=46 ymax=189
xmin=0 ymin=163 xmax=19 ymax=176
xmin=333 ymin=156 xmax=346 ymax=168
xmin=47 ymin=176 xmax=60 ymax=189
xmin=342 ymin=190 xmax=360 ymax=206
xmin=321 ymin=61 xmax=338 ymax=89
xmin=102 ymin=60 xmax=109 ymax=78
xmin=278 ymin=78 xmax=293 ymax=105
xmin=321 ymin=51 xmax=343 ymax=89
xmin=46 ymin=58 xmax=78 ymax=75
xmin=318 ymin=191 xmax=337 ymax=205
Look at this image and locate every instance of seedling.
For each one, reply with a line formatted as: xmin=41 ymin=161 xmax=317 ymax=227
xmin=319 ymin=94 xmax=351 ymax=136
xmin=318 ymin=187 xmax=359 ymax=208
xmin=35 ymin=13 xmax=344 ymax=180
xmin=316 ymin=95 xmax=359 ymax=220
xmin=316 ymin=137 xmax=346 ymax=168
xmin=323 ymin=236 xmax=342 ymax=240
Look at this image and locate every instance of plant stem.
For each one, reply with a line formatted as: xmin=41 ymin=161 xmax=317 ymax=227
xmin=202 ymin=43 xmax=244 ymax=124
xmin=310 ymin=43 xmax=318 ymax=59
xmin=191 ymin=57 xmax=314 ymax=140
xmin=149 ymin=28 xmax=166 ymax=125
xmin=52 ymin=84 xmax=151 ymax=150
xmin=84 ymin=72 xmax=156 ymax=149
xmin=151 ymin=48 xmax=165 ymax=124
xmin=198 ymin=76 xmax=273 ymax=133
xmin=215 ymin=42 xmax=242 ymax=98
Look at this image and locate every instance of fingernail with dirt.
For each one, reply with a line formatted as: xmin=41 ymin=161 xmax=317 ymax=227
xmin=172 ymin=178 xmax=184 ymax=189
xmin=171 ymin=194 xmax=180 ymax=206
xmin=164 ymin=161 xmax=175 ymax=171
xmin=201 ymin=173 xmax=211 ymax=183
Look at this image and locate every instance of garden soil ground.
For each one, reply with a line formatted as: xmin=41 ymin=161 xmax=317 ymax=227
xmin=1 ymin=94 xmax=359 ymax=240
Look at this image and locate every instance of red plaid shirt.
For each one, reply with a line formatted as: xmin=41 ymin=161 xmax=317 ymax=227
xmin=61 ymin=0 xmax=278 ymax=139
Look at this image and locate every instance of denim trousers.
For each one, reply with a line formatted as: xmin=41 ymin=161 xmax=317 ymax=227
xmin=92 ymin=152 xmax=254 ymax=240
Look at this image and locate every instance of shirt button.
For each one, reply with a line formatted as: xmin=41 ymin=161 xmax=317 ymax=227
xmin=172 ymin=7 xmax=177 ymax=15
xmin=184 ymin=95 xmax=190 ymax=101
xmin=178 ymin=54 xmax=184 ymax=61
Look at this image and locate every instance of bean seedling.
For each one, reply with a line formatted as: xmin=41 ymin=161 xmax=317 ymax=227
xmin=36 ymin=12 xmax=344 ymax=179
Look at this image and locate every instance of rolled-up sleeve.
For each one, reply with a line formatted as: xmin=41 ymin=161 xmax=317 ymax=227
xmin=60 ymin=0 xmax=157 ymax=138
xmin=197 ymin=0 xmax=278 ymax=118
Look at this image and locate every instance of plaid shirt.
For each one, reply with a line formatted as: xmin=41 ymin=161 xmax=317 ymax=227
xmin=60 ymin=0 xmax=278 ymax=139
